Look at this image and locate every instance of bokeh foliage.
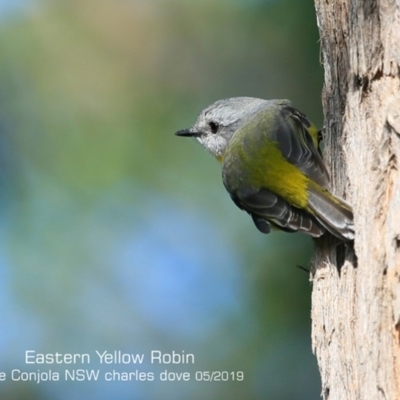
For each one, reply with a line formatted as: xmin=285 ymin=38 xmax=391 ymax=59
xmin=0 ymin=1 xmax=323 ymax=399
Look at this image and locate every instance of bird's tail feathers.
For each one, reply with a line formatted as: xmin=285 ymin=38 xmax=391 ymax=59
xmin=307 ymin=185 xmax=354 ymax=241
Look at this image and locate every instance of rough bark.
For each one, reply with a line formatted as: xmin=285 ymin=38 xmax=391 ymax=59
xmin=311 ymin=1 xmax=400 ymax=399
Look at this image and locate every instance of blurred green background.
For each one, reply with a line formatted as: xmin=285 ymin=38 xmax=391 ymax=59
xmin=0 ymin=0 xmax=323 ymax=399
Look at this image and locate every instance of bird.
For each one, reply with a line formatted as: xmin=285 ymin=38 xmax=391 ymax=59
xmin=175 ymin=97 xmax=354 ymax=241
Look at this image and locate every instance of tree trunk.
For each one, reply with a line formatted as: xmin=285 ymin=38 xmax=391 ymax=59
xmin=311 ymin=1 xmax=400 ymax=399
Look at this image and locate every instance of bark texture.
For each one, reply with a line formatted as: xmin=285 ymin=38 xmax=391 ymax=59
xmin=312 ymin=1 xmax=400 ymax=399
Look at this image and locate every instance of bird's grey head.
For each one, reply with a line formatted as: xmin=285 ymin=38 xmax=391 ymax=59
xmin=175 ymin=97 xmax=269 ymax=160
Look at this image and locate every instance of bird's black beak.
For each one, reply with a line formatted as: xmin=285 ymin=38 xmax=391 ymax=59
xmin=175 ymin=128 xmax=202 ymax=137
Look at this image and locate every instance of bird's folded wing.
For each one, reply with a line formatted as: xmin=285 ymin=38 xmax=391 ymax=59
xmin=271 ymin=106 xmax=330 ymax=188
xmin=231 ymin=188 xmax=325 ymax=237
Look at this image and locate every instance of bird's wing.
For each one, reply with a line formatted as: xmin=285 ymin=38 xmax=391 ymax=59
xmin=270 ymin=105 xmax=330 ymax=188
xmin=230 ymin=188 xmax=325 ymax=237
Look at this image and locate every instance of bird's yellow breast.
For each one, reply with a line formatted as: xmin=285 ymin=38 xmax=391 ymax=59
xmin=223 ymin=130 xmax=310 ymax=209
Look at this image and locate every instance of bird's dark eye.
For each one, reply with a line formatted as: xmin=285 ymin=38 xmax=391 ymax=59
xmin=209 ymin=121 xmax=219 ymax=134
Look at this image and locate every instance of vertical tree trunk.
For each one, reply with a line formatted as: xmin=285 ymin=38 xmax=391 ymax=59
xmin=312 ymin=1 xmax=400 ymax=399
